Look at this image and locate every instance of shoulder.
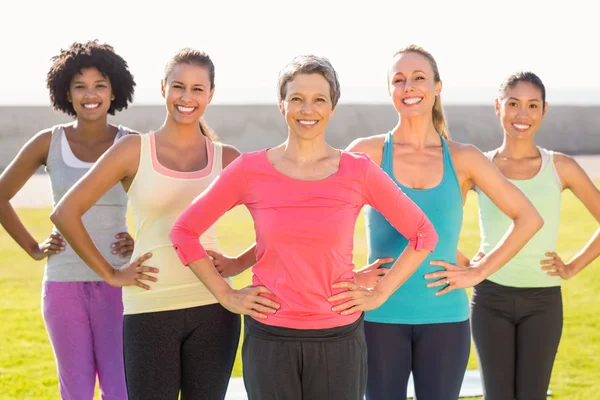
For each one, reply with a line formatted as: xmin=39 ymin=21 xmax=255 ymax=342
xmin=446 ymin=140 xmax=490 ymax=164
xmin=552 ymin=151 xmax=585 ymax=179
xmin=220 ymin=143 xmax=242 ymax=168
xmin=345 ymin=134 xmax=386 ymax=165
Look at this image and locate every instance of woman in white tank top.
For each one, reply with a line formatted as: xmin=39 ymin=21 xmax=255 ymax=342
xmin=0 ymin=41 xmax=136 ymax=399
xmin=52 ymin=48 xmax=243 ymax=400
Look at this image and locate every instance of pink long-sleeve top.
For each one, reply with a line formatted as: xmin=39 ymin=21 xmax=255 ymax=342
xmin=170 ymin=150 xmax=437 ymax=329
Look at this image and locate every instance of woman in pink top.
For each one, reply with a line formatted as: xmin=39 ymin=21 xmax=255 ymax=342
xmin=170 ymin=55 xmax=438 ymax=400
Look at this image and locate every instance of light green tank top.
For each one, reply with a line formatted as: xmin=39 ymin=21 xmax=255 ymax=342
xmin=477 ymin=147 xmax=562 ymax=288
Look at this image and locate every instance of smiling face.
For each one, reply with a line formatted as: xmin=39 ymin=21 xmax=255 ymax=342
xmin=388 ymin=51 xmax=441 ymax=118
xmin=67 ymin=67 xmax=113 ymax=121
xmin=161 ymin=63 xmax=214 ymax=125
xmin=496 ymin=81 xmax=547 ymax=140
xmin=278 ymin=73 xmax=335 ymax=141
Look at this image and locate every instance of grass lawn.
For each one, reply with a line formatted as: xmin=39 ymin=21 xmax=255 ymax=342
xmin=1 ymin=187 xmax=598 ymax=399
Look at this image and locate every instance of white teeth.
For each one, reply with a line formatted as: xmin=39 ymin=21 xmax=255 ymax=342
xmin=83 ymin=103 xmax=99 ymax=109
xmin=298 ymin=120 xmax=317 ymax=125
xmin=402 ymin=97 xmax=422 ymax=105
xmin=513 ymin=123 xmax=530 ymax=130
xmin=177 ymin=106 xmax=195 ymax=113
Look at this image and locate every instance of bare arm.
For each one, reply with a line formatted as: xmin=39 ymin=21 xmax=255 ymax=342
xmin=50 ymin=135 xmax=157 ymax=288
xmin=0 ymin=130 xmax=66 ymax=260
xmin=426 ymin=145 xmax=544 ymax=294
xmin=542 ymin=154 xmax=600 ymax=278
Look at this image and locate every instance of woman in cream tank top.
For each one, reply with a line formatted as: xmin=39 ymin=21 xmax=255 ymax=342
xmin=52 ymin=48 xmax=242 ymax=400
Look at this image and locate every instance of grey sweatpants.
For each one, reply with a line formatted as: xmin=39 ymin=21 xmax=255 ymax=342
xmin=471 ymin=279 xmax=563 ymax=400
xmin=242 ymin=314 xmax=367 ymax=400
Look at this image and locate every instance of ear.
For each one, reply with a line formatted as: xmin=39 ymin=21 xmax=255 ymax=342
xmin=207 ymin=88 xmax=215 ymax=105
xmin=435 ymin=79 xmax=442 ymax=96
xmin=494 ymin=97 xmax=501 ymax=117
xmin=161 ymin=80 xmax=166 ymax=98
xmin=67 ymin=92 xmax=72 ymax=103
xmin=278 ymin=100 xmax=285 ymax=116
xmin=542 ymin=101 xmax=549 ymax=117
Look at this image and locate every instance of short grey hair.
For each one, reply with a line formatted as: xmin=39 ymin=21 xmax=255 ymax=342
xmin=277 ymin=55 xmax=341 ymax=109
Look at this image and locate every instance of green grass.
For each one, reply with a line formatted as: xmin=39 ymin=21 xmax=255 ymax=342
xmin=1 ymin=186 xmax=599 ymax=399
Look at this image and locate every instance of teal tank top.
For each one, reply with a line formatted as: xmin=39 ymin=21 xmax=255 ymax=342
xmin=364 ymin=132 xmax=469 ymax=324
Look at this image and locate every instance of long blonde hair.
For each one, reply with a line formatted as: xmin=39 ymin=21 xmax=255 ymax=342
xmin=390 ymin=45 xmax=450 ymax=139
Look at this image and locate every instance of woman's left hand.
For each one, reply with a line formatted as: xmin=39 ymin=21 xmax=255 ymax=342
xmin=112 ymin=232 xmax=134 ymax=258
xmin=328 ymin=281 xmax=385 ymax=315
xmin=541 ymin=252 xmax=576 ymax=280
xmin=424 ymin=261 xmax=484 ymax=295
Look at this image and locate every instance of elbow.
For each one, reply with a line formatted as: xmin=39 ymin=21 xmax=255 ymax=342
xmin=49 ymin=206 xmax=63 ymax=227
xmin=514 ymin=208 xmax=544 ymax=236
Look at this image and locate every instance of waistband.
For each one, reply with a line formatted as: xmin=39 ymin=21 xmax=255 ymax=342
xmin=244 ymin=313 xmax=364 ymax=342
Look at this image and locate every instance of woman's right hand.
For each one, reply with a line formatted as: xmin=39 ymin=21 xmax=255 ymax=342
xmin=354 ymin=257 xmax=394 ymax=288
xmin=31 ymin=233 xmax=66 ymax=261
xmin=220 ymin=285 xmax=280 ymax=319
xmin=108 ymin=253 xmax=159 ymax=290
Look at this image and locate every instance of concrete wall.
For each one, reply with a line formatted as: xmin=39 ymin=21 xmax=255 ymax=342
xmin=1 ymin=104 xmax=599 ymax=169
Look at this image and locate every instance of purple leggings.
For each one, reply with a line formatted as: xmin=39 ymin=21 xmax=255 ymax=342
xmin=42 ymin=281 xmax=127 ymax=400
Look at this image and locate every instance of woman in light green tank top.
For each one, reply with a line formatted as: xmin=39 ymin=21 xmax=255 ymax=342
xmin=469 ymin=72 xmax=600 ymax=399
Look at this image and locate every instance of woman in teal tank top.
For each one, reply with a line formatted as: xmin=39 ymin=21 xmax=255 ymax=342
xmin=347 ymin=46 xmax=544 ymax=400
xmin=469 ymin=72 xmax=600 ymax=400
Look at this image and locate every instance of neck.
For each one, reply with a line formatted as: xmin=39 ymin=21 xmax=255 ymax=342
xmin=157 ymin=117 xmax=206 ymax=144
xmin=281 ymin=131 xmax=332 ymax=162
xmin=392 ymin=113 xmax=441 ymax=149
xmin=72 ymin=117 xmax=112 ymax=141
xmin=497 ymin=134 xmax=539 ymax=159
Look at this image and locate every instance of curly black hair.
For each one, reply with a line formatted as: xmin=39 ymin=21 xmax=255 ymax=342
xmin=46 ymin=40 xmax=136 ymax=116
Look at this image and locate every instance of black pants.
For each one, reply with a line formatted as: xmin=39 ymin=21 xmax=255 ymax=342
xmin=364 ymin=319 xmax=471 ymax=400
xmin=123 ymin=303 xmax=241 ymax=400
xmin=471 ymin=280 xmax=563 ymax=400
xmin=242 ymin=314 xmax=368 ymax=400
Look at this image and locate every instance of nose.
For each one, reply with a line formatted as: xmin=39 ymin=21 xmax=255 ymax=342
xmin=301 ymin=101 xmax=312 ymax=114
xmin=403 ymin=79 xmax=415 ymax=92
xmin=180 ymin=87 xmax=194 ymax=103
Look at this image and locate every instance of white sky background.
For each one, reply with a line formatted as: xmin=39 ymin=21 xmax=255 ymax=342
xmin=1 ymin=0 xmax=598 ymax=105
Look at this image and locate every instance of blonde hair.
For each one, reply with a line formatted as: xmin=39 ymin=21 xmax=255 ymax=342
xmin=390 ymin=45 xmax=450 ymax=139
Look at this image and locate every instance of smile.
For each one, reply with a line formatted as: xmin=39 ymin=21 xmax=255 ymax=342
xmin=176 ymin=105 xmax=197 ymax=114
xmin=298 ymin=120 xmax=318 ymax=127
xmin=402 ymin=97 xmax=423 ymax=105
xmin=512 ymin=123 xmax=531 ymax=131
xmin=83 ymin=103 xmax=100 ymax=109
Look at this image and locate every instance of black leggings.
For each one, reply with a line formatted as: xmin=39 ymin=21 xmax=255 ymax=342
xmin=123 ymin=303 xmax=241 ymax=400
xmin=364 ymin=319 xmax=471 ymax=400
xmin=471 ymin=280 xmax=563 ymax=400
xmin=242 ymin=314 xmax=368 ymax=400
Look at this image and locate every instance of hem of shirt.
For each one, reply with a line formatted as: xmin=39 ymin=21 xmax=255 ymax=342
xmin=123 ymin=298 xmax=219 ymax=315
xmin=363 ymin=314 xmax=469 ymax=325
xmin=486 ymin=277 xmax=562 ymax=288
xmin=252 ymin=313 xmax=361 ymax=330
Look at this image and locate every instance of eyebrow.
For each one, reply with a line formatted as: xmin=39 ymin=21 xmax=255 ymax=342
xmin=507 ymin=97 xmax=541 ymax=102
xmin=72 ymin=79 xmax=108 ymax=85
xmin=172 ymin=80 xmax=206 ymax=87
xmin=288 ymin=92 xmax=329 ymax=98
xmin=392 ymin=70 xmax=427 ymax=76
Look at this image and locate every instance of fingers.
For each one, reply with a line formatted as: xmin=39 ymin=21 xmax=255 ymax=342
xmin=428 ymin=260 xmax=453 ymax=269
xmin=424 ymin=270 xmax=461 ymax=280
xmin=206 ymin=250 xmax=223 ymax=260
xmin=332 ymin=298 xmax=363 ymax=312
xmin=331 ymin=281 xmax=361 ymax=291
xmin=328 ymin=290 xmax=359 ymax=303
xmin=252 ymin=285 xmax=275 ymax=296
xmin=115 ymin=232 xmax=133 ymax=240
xmin=112 ymin=240 xmax=134 ymax=257
xmin=133 ymin=253 xmax=153 ymax=265
xmin=435 ymin=284 xmax=456 ymax=296
xmin=371 ymin=257 xmax=394 ymax=268
xmin=426 ymin=278 xmax=450 ymax=288
xmin=135 ymin=280 xmax=151 ymax=290
xmin=136 ymin=264 xmax=160 ymax=274
xmin=546 ymin=271 xmax=560 ymax=277
xmin=253 ymin=295 xmax=281 ymax=311
xmin=540 ymin=259 xmax=555 ymax=265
